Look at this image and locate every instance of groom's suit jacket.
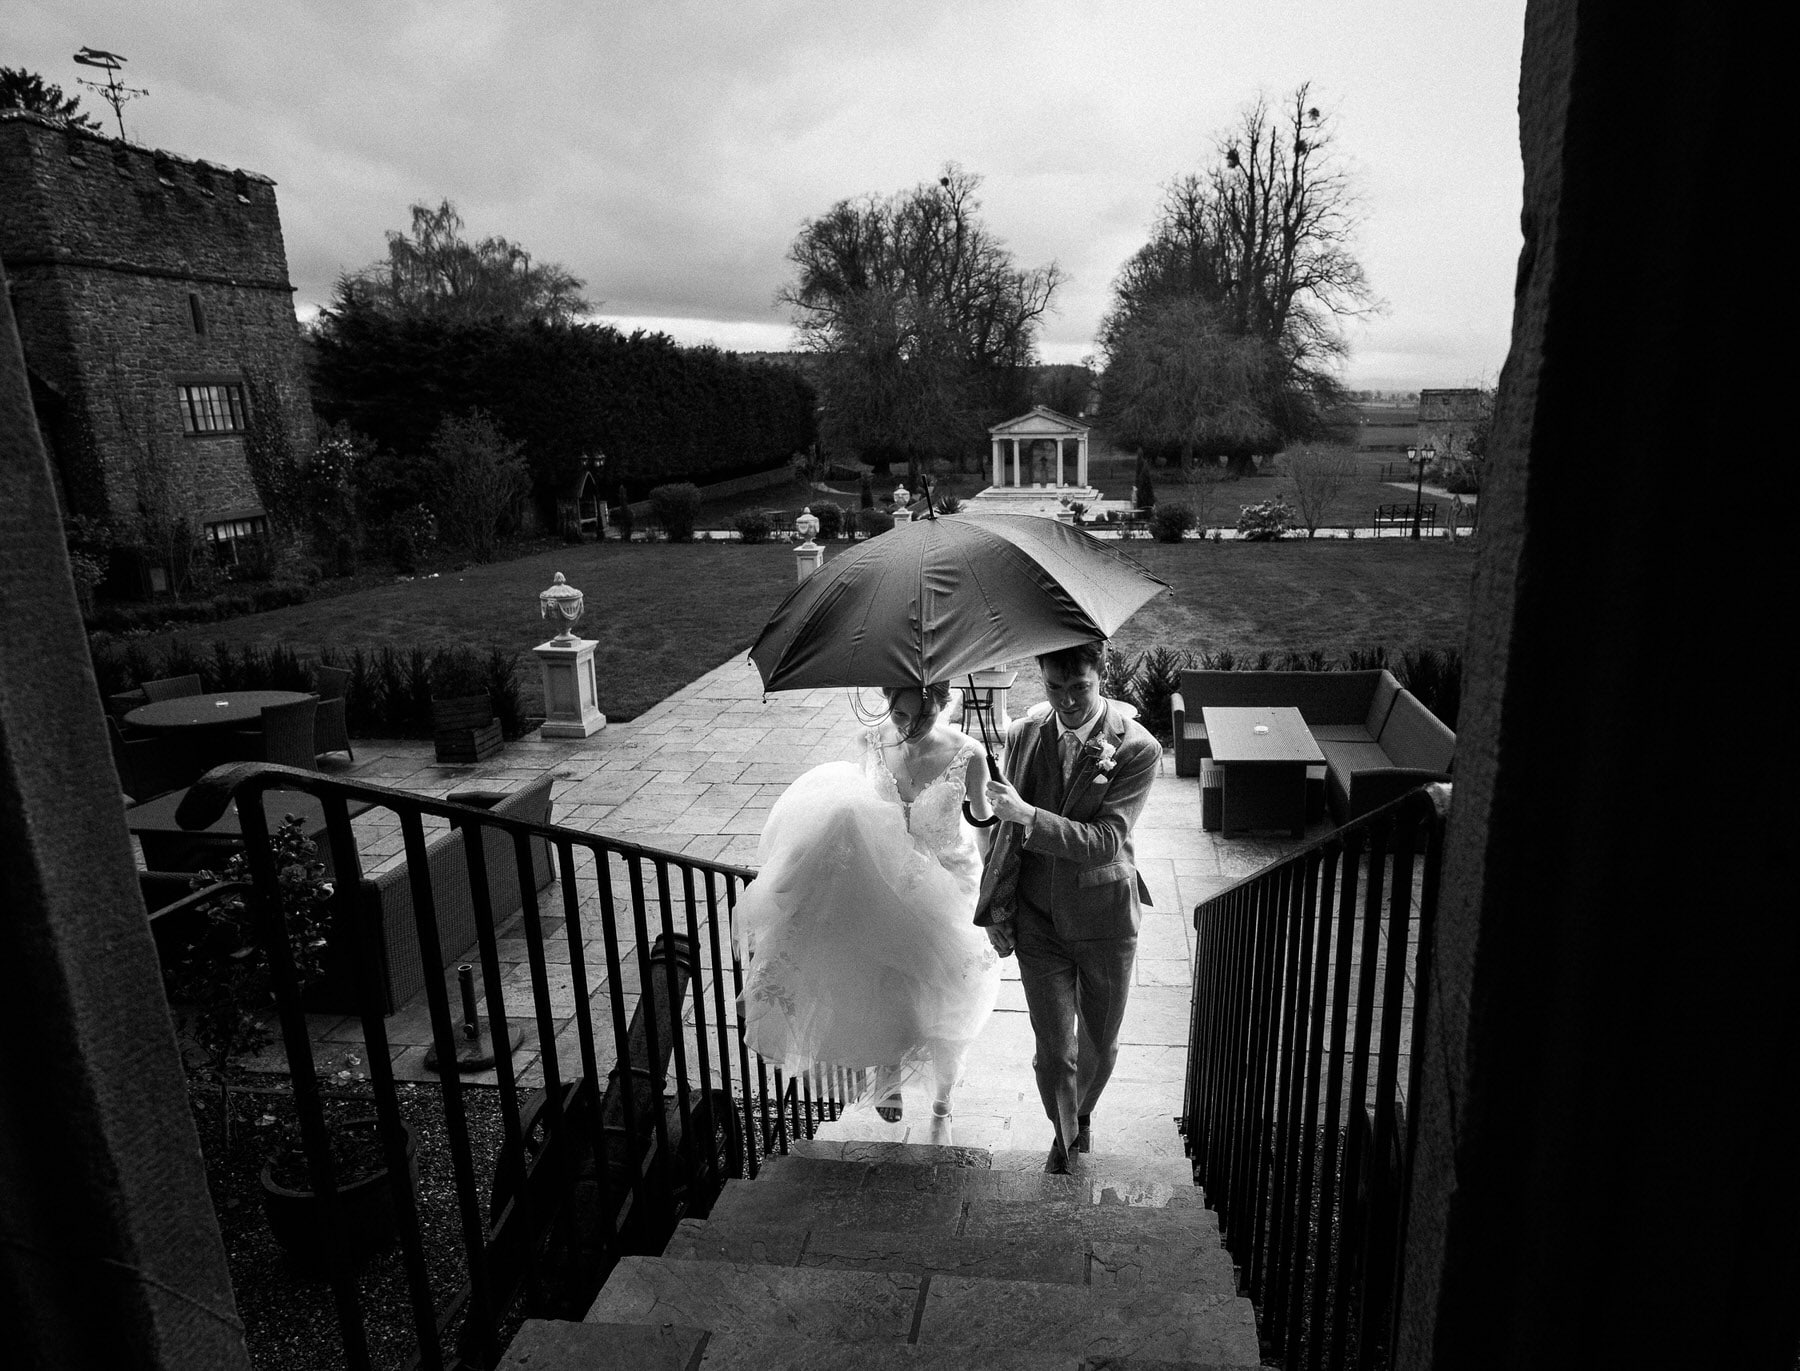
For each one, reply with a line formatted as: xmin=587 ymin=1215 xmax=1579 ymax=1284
xmin=973 ymin=699 xmax=1160 ymax=941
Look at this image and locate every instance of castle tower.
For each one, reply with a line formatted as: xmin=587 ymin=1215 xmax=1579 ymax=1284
xmin=0 ymin=111 xmax=314 ymax=584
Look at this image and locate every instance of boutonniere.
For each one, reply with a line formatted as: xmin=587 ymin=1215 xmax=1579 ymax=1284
xmin=1084 ymin=738 xmax=1118 ymax=784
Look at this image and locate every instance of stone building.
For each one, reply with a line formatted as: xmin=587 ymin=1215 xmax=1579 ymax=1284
xmin=0 ymin=110 xmax=313 ymax=579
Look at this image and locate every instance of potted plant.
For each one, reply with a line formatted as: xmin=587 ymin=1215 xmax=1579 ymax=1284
xmin=259 ymin=1102 xmax=418 ymax=1271
xmin=430 ymin=648 xmax=502 ymax=763
xmin=163 ymin=814 xmax=334 ymax=1151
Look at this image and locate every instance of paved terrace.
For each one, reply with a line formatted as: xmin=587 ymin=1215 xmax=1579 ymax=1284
xmin=209 ymin=652 xmax=1341 ymax=1165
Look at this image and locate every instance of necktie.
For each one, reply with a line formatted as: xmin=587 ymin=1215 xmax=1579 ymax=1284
xmin=1059 ymin=728 xmax=1080 ymax=784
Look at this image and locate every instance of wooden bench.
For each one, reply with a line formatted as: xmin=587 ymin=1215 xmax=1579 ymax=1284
xmin=1374 ymin=502 xmax=1436 ymax=535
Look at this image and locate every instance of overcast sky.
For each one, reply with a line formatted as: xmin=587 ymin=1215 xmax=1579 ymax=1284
xmin=10 ymin=1 xmax=1526 ymax=390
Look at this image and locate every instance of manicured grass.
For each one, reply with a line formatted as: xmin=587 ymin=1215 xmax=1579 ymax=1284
xmin=134 ymin=541 xmax=838 ymax=723
xmin=133 ymin=531 xmax=1472 ymax=726
xmin=1109 ymin=537 xmax=1474 ymax=658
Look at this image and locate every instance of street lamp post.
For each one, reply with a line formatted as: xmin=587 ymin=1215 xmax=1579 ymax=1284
xmin=1408 ymin=445 xmax=1437 ymax=540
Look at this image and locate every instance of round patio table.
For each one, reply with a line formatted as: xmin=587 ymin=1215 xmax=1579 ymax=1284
xmin=124 ymin=689 xmax=312 ymax=732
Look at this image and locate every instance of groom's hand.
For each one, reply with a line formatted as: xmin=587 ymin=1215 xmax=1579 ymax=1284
xmin=985 ymin=778 xmax=1035 ymax=826
xmin=986 ymin=921 xmax=1017 ymax=957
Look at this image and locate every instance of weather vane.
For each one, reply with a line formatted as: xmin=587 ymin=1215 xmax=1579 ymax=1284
xmin=72 ymin=47 xmax=148 ymax=141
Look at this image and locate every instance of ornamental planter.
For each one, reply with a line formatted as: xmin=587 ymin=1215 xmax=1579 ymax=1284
xmin=259 ymin=1117 xmax=419 ymax=1270
xmin=432 ymin=692 xmax=503 ymax=763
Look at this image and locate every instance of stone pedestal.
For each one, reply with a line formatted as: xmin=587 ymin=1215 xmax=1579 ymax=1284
xmin=534 ymin=637 xmax=606 ymax=738
xmin=793 ymin=540 xmax=824 ymax=582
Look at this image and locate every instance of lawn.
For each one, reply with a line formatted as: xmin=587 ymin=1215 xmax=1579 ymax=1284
xmin=131 ymin=531 xmax=1473 ymax=725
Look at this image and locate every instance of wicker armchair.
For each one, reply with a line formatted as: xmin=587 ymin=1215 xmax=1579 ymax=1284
xmin=141 ymin=673 xmax=203 ymax=702
xmin=312 ymin=665 xmax=354 ymax=761
xmin=230 ymin=697 xmax=319 ymax=770
xmin=107 ymin=716 xmax=192 ymax=800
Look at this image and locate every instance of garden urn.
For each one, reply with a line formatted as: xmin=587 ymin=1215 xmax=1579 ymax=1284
xmin=535 ymin=572 xmax=606 ymax=738
xmin=793 ymin=508 xmax=824 ymax=582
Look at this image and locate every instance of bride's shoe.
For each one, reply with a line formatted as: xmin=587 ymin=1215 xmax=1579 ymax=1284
xmin=876 ymin=1094 xmax=903 ymax=1123
xmin=873 ymin=1067 xmax=904 ymax=1122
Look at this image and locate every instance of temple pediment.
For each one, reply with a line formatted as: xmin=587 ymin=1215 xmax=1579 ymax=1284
xmin=987 ymin=405 xmax=1091 ymax=438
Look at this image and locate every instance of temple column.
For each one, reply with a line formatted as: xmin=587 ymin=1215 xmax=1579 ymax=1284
xmin=1078 ymin=432 xmax=1089 ymax=488
xmin=991 ymin=438 xmax=1002 ymax=487
xmin=1056 ymin=437 xmax=1065 ymax=487
xmin=1011 ymin=439 xmax=1021 ymax=486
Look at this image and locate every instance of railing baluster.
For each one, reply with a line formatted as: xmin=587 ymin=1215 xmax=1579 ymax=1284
xmin=625 ymin=856 xmax=675 ymax=1186
xmin=652 ymin=859 xmax=696 ymax=1179
xmin=557 ymin=838 xmax=615 ymax=1267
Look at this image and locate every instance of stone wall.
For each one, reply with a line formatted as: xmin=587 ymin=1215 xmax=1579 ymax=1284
xmin=0 ymin=111 xmax=313 ymax=527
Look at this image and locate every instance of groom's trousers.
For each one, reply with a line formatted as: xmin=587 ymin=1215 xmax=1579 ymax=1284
xmin=1014 ymin=894 xmax=1137 ymax=1148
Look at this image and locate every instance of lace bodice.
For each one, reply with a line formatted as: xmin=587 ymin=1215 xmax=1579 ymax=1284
xmin=862 ymin=727 xmax=983 ymax=890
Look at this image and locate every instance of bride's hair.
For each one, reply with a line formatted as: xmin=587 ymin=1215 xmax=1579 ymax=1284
xmin=880 ymin=682 xmax=951 ymax=742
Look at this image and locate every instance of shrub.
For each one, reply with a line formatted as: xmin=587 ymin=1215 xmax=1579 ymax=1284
xmin=1151 ymin=502 xmax=1196 ymax=543
xmin=1283 ymin=445 xmax=1357 ymax=537
xmin=389 ymin=527 xmax=418 ymax=574
xmin=650 ymin=483 xmax=703 ymax=542
xmin=1441 ymin=470 xmax=1481 ymax=495
xmin=1237 ymin=499 xmax=1295 ymax=541
xmin=810 ymin=501 xmax=845 ymax=539
xmin=1135 ymin=646 xmax=1190 ymax=742
xmin=484 ymin=647 xmax=528 ymax=739
xmin=936 ymin=495 xmax=965 ymax=516
xmin=857 ymin=508 xmax=894 ymax=538
xmin=731 ymin=510 xmax=774 ymax=544
xmin=429 ymin=410 xmax=529 ymax=562
xmin=859 ymin=475 xmax=875 ymax=509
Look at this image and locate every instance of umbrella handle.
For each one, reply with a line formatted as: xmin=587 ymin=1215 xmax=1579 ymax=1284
xmin=963 ymin=801 xmax=999 ymax=829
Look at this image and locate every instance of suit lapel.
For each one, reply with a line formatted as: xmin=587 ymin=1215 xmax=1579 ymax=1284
xmin=1058 ymin=704 xmax=1126 ymax=816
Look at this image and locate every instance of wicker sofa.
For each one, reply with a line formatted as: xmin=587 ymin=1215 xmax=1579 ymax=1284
xmin=313 ymin=776 xmax=557 ymax=1014
xmin=1170 ymin=668 xmax=1455 ymax=825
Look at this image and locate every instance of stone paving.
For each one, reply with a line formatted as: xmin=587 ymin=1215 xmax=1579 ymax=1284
xmin=208 ymin=650 xmax=1334 ymax=1162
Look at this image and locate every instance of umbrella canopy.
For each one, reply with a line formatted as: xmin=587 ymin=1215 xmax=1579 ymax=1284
xmin=750 ymin=511 xmax=1169 ymax=691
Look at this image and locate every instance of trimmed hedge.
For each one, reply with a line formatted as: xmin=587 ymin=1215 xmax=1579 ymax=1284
xmin=86 ymin=581 xmax=311 ymax=634
xmin=90 ymin=640 xmax=530 ymax=740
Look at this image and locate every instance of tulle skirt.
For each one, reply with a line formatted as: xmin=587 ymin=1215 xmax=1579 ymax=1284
xmin=736 ymin=762 xmax=1000 ymax=1075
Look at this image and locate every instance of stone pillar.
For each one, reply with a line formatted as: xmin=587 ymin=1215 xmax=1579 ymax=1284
xmin=0 ymin=262 xmax=251 ymax=1366
xmin=1010 ymin=438 xmax=1021 ymax=487
xmin=792 ymin=542 xmax=823 ymax=580
xmin=1078 ymin=432 xmax=1089 ymax=488
xmin=534 ymin=638 xmax=606 ymax=737
xmin=1056 ymin=436 xmax=1065 ymax=488
xmin=991 ymin=438 xmax=1002 ymax=487
xmin=1394 ymin=6 xmax=1791 ymax=1368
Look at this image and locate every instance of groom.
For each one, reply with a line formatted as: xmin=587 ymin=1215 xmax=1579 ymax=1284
xmin=975 ymin=640 xmax=1160 ymax=1173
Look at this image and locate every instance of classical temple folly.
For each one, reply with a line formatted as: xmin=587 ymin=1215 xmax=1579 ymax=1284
xmin=969 ymin=405 xmax=1122 ymax=520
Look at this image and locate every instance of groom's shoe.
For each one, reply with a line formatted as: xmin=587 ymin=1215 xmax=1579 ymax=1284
xmin=1045 ymin=1136 xmax=1070 ymax=1175
xmin=1074 ymin=1115 xmax=1091 ymax=1154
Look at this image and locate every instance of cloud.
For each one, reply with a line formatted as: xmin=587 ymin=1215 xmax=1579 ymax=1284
xmin=11 ymin=0 xmax=1525 ymax=384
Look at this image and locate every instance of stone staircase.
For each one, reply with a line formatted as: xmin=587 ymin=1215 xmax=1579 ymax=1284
xmin=500 ymin=1138 xmax=1265 ymax=1369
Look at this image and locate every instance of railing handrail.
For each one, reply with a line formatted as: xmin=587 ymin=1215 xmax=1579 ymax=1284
xmin=1185 ymin=780 xmax=1449 ymax=1371
xmin=168 ymin=760 xmax=839 ymax=1370
xmin=177 ymin=760 xmax=758 ymax=879
xmin=1191 ymin=782 xmax=1451 ymax=921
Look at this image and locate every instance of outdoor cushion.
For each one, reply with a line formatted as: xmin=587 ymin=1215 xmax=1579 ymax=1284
xmin=1377 ymin=693 xmax=1456 ymax=775
xmin=1314 ymin=738 xmax=1392 ymax=779
xmin=1309 ymin=724 xmax=1378 ymax=743
xmin=1364 ymin=672 xmax=1402 ymax=735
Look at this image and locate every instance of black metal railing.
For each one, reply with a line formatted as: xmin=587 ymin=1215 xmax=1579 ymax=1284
xmin=1183 ymin=784 xmax=1448 ymax=1371
xmin=173 ymin=762 xmax=847 ymax=1371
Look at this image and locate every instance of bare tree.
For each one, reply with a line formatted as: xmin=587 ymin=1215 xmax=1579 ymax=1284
xmin=1102 ymin=85 xmax=1375 ymax=473
xmin=1282 ymin=443 xmax=1357 ymax=537
xmin=782 ymin=165 xmax=1064 ymax=474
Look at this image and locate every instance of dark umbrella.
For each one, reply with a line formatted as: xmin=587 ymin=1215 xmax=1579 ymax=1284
xmin=749 ymin=510 xmax=1169 ymax=692
xmin=749 ymin=508 xmax=1169 ymax=825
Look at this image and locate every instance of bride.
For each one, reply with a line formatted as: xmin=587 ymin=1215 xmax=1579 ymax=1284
xmin=736 ymin=682 xmax=1002 ymax=1121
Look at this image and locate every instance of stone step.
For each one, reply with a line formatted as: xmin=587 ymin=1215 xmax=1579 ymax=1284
xmin=497 ymin=1318 xmax=705 ymax=1369
xmin=585 ymin=1257 xmax=1261 ymax=1365
xmin=692 ymin=1330 xmax=1250 ymax=1370
xmin=667 ymin=1210 xmax=1238 ymax=1294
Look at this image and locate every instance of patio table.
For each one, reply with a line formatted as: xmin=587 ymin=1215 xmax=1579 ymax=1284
xmin=123 ymin=689 xmax=311 ymax=732
xmin=1201 ymin=705 xmax=1325 ymax=837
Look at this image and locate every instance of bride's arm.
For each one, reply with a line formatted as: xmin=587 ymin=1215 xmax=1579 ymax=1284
xmin=963 ymin=748 xmax=994 ymax=821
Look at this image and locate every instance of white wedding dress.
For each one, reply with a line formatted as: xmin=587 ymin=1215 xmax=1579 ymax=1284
xmin=737 ymin=725 xmax=1001 ymax=1090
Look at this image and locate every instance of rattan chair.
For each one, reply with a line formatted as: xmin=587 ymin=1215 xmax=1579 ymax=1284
xmin=141 ymin=673 xmax=203 ymax=702
xmin=107 ymin=716 xmax=193 ymax=800
xmin=230 ymin=697 xmax=319 ymax=771
xmin=312 ymin=665 xmax=354 ymax=761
